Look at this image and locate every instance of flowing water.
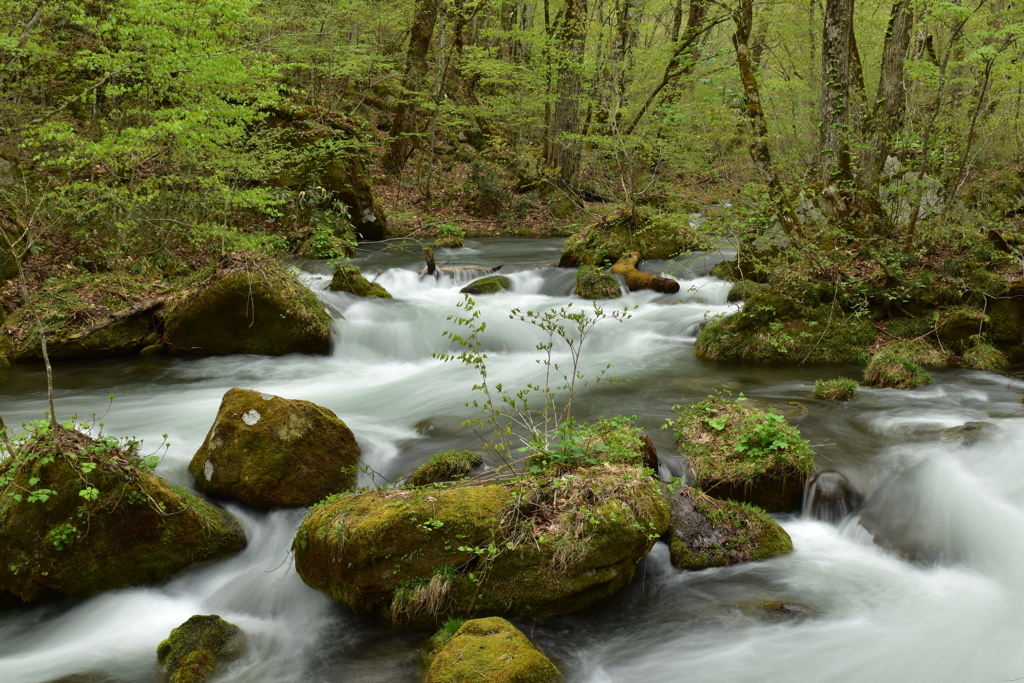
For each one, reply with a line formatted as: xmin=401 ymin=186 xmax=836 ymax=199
xmin=2 ymin=238 xmax=1024 ymax=682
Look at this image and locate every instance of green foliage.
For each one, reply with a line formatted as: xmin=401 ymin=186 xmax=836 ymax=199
xmin=813 ymin=378 xmax=859 ymax=401
xmin=864 ymin=347 xmax=934 ymax=389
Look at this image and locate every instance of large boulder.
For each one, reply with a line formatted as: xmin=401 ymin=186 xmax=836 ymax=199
xmin=266 ymin=105 xmax=388 ymax=241
xmin=426 ymin=617 xmax=561 ymax=683
xmin=190 ymin=389 xmax=360 ymax=510
xmin=671 ymin=396 xmax=815 ymax=512
xmin=157 ymin=615 xmax=246 ymax=683
xmin=667 ymin=487 xmax=792 ymax=571
xmin=558 ymin=206 xmax=709 ymax=267
xmin=293 ymin=464 xmax=669 ymax=626
xmin=0 ymin=427 xmax=246 ymax=604
xmin=164 ymin=253 xmax=331 ymax=356
xmin=329 ymin=264 xmax=392 ymax=298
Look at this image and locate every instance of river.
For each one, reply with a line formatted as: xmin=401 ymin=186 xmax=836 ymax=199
xmin=2 ymin=238 xmax=1024 ymax=682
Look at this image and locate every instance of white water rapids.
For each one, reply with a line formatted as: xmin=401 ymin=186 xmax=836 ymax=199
xmin=3 ymin=238 xmax=1024 ymax=682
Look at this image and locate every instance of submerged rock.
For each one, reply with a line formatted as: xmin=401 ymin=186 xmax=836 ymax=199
xmin=574 ymin=265 xmax=622 ymax=299
xmin=803 ymin=471 xmax=861 ymax=523
xmin=941 ymin=421 xmax=996 ymax=446
xmin=157 ymin=615 xmax=246 ymax=683
xmin=190 ymin=388 xmax=360 ymax=510
xmin=460 ymin=275 xmax=512 ymax=295
xmin=672 ymin=396 xmax=815 ymax=512
xmin=329 ymin=264 xmax=392 ymax=298
xmin=0 ymin=427 xmax=246 ymax=604
xmin=426 ymin=617 xmax=561 ymax=683
xmin=293 ymin=464 xmax=669 ymax=626
xmin=667 ymin=487 xmax=792 ymax=571
xmin=164 ymin=252 xmax=331 ymax=357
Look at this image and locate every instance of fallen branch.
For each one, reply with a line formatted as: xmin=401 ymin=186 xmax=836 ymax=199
xmin=610 ymin=252 xmax=680 ymax=294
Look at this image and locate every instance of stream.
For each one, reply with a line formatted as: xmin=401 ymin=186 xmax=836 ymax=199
xmin=3 ymin=237 xmax=1024 ymax=682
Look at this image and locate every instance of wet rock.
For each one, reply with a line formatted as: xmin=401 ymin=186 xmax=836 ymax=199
xmin=157 ymin=615 xmax=246 ymax=683
xmin=0 ymin=427 xmax=246 ymax=604
xmin=414 ymin=416 xmax=466 ymax=439
xmin=426 ymin=617 xmax=561 ymax=683
xmin=574 ymin=265 xmax=622 ymax=299
xmin=460 ymin=275 xmax=512 ymax=295
xmin=558 ymin=206 xmax=708 ymax=267
xmin=667 ymin=487 xmax=792 ymax=571
xmin=672 ymin=396 xmax=814 ymax=512
xmin=293 ymin=464 xmax=669 ymax=626
xmin=941 ymin=421 xmax=996 ymax=446
xmin=328 ymin=264 xmax=392 ymax=298
xmin=804 ymin=471 xmax=861 ymax=523
xmin=164 ymin=253 xmax=331 ymax=357
xmin=741 ymin=601 xmax=813 ymax=623
xmin=406 ymin=451 xmax=482 ymax=487
xmin=190 ymin=388 xmax=360 ymax=510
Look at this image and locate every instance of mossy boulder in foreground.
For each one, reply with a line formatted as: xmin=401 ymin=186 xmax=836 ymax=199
xmin=190 ymin=388 xmax=360 ymax=510
xmin=0 ymin=427 xmax=246 ymax=604
xmin=293 ymin=464 xmax=669 ymax=626
xmin=460 ymin=275 xmax=513 ymax=295
xmin=667 ymin=487 xmax=792 ymax=571
xmin=157 ymin=615 xmax=246 ymax=683
xmin=329 ymin=264 xmax=392 ymax=298
xmin=672 ymin=397 xmax=815 ymax=512
xmin=164 ymin=253 xmax=331 ymax=356
xmin=574 ymin=265 xmax=622 ymax=299
xmin=558 ymin=206 xmax=708 ymax=267
xmin=426 ymin=617 xmax=561 ymax=683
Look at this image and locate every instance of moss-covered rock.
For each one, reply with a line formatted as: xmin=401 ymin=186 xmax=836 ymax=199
xmin=293 ymin=464 xmax=669 ymax=626
xmin=406 ymin=451 xmax=482 ymax=487
xmin=672 ymin=397 xmax=815 ymax=512
xmin=460 ymin=275 xmax=513 ymax=295
xmin=694 ymin=289 xmax=876 ymax=363
xmin=426 ymin=617 xmax=561 ymax=683
xmin=328 ymin=264 xmax=392 ymax=298
xmin=574 ymin=265 xmax=622 ymax=299
xmin=558 ymin=206 xmax=709 ymax=267
xmin=266 ymin=105 xmax=388 ymax=240
xmin=0 ymin=427 xmax=246 ymax=604
xmin=190 ymin=388 xmax=360 ymax=510
xmin=432 ymin=234 xmax=465 ymax=249
xmin=813 ymin=378 xmax=858 ymax=401
xmin=4 ymin=272 xmax=164 ymax=362
xmin=962 ymin=343 xmax=1009 ymax=373
xmin=667 ymin=487 xmax=792 ymax=571
xmin=941 ymin=421 xmax=996 ymax=445
xmin=939 ymin=306 xmax=988 ymax=347
xmin=863 ymin=344 xmax=935 ymax=389
xmin=726 ymin=280 xmax=764 ymax=303
xmin=164 ymin=252 xmax=331 ymax=356
xmin=157 ymin=615 xmax=246 ymax=683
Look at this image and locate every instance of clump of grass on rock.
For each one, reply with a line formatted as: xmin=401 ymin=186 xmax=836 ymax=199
xmin=574 ymin=265 xmax=621 ymax=300
xmin=406 ymin=450 xmax=482 ymax=487
xmin=157 ymin=614 xmax=246 ymax=683
xmin=670 ymin=396 xmax=814 ymax=512
xmin=813 ymin=378 xmax=858 ymax=401
xmin=329 ymin=264 xmax=392 ymax=298
xmin=863 ymin=344 xmax=935 ymax=389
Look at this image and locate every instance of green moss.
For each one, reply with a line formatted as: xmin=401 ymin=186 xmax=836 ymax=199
xmin=668 ymin=487 xmax=792 ymax=571
xmin=426 ymin=617 xmax=561 ymax=683
xmin=694 ymin=290 xmax=875 ymax=364
xmin=558 ymin=206 xmax=710 ymax=267
xmin=813 ymin=378 xmax=858 ymax=401
xmin=0 ymin=427 xmax=246 ymax=604
xmin=671 ymin=397 xmax=814 ymax=512
xmin=329 ymin=264 xmax=393 ymax=298
xmin=962 ymin=343 xmax=1009 ymax=373
xmin=157 ymin=615 xmax=246 ymax=683
xmin=726 ymin=280 xmax=763 ymax=303
xmin=433 ymin=235 xmax=465 ymax=249
xmin=939 ymin=306 xmax=988 ymax=346
xmin=460 ymin=275 xmax=513 ymax=295
xmin=293 ymin=465 xmax=668 ymax=626
xmin=863 ymin=344 xmax=936 ymax=389
xmin=190 ymin=388 xmax=360 ymax=510
xmin=574 ymin=266 xmax=622 ymax=300
xmin=165 ymin=252 xmax=331 ymax=356
xmin=406 ymin=451 xmax=482 ymax=487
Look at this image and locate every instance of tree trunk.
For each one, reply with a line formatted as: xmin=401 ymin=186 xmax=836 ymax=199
xmin=820 ymin=0 xmax=855 ymax=217
xmin=731 ymin=0 xmax=802 ymax=236
xmin=382 ymin=0 xmax=442 ymax=175
xmin=610 ymin=252 xmax=680 ymax=293
xmin=546 ymin=0 xmax=588 ymax=188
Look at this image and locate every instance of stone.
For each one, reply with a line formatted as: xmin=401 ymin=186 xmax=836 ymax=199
xmin=328 ymin=264 xmax=392 ymax=298
xmin=426 ymin=617 xmax=561 ymax=683
xmin=460 ymin=275 xmax=513 ymax=295
xmin=157 ymin=615 xmax=246 ymax=683
xmin=803 ymin=471 xmax=861 ymax=523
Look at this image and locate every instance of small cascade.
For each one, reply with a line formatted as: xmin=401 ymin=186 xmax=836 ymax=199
xmin=804 ymin=471 xmax=862 ymax=523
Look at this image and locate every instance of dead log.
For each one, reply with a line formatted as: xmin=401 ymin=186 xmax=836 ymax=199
xmin=423 ymin=246 xmax=437 ymax=275
xmin=610 ymin=252 xmax=680 ymax=294
xmin=53 ymin=297 xmax=167 ymax=347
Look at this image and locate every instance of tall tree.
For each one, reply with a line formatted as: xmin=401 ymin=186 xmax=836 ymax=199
xmin=546 ymin=0 xmax=589 ymax=188
xmin=819 ymin=0 xmax=855 ymax=218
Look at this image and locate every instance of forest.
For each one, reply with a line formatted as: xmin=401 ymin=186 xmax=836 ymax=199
xmin=2 ymin=0 xmax=1024 ymax=681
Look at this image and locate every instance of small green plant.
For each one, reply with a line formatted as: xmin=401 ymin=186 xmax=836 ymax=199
xmin=48 ymin=523 xmax=80 ymax=551
xmin=813 ymin=378 xmax=858 ymax=401
xmin=432 ymin=222 xmax=466 ymax=248
xmin=430 ymin=616 xmax=467 ymax=651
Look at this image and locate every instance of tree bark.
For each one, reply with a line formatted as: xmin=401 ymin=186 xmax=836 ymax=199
xmin=546 ymin=0 xmax=588 ymax=188
xmin=731 ymin=0 xmax=802 ymax=236
xmin=383 ymin=0 xmax=442 ymax=175
xmin=820 ymin=0 xmax=855 ymax=217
